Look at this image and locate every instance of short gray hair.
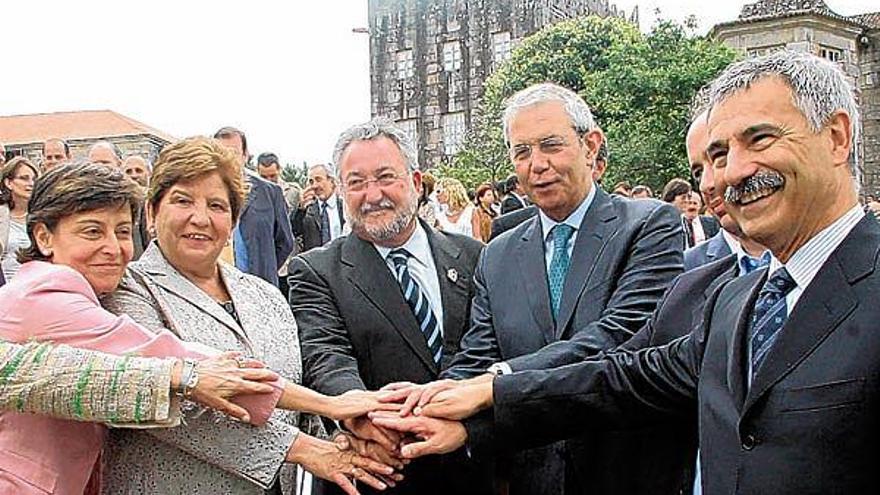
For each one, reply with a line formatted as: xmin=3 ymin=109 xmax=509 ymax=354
xmin=332 ymin=117 xmax=419 ymax=177
xmin=308 ymin=163 xmax=337 ymax=179
xmin=707 ymin=50 xmax=861 ymax=183
xmin=502 ymin=83 xmax=599 ymax=145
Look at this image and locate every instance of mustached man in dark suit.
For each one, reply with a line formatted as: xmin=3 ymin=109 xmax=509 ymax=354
xmin=214 ymin=127 xmax=294 ymax=288
xmin=379 ymin=51 xmax=880 ymax=495
xmin=379 ymin=83 xmax=683 ymax=495
xmin=288 ymin=118 xmax=492 ymax=495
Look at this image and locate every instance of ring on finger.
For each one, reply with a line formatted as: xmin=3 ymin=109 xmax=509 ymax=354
xmin=235 ymin=357 xmax=247 ymax=368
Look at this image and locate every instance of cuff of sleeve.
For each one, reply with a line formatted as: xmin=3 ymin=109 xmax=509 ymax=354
xmin=487 ymin=362 xmax=513 ymax=376
xmin=463 ymin=409 xmax=496 ymax=459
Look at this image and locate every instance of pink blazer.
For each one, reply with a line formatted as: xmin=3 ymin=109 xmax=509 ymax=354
xmin=0 ymin=262 xmax=282 ymax=494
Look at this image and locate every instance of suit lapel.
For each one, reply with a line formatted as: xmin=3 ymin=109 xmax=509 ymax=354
xmin=517 ymin=217 xmax=555 ymax=344
xmin=556 ymin=189 xmax=617 ymax=338
xmin=721 ymin=270 xmax=764 ymax=410
xmin=239 ymin=175 xmax=257 ymax=218
xmin=424 ymin=225 xmax=470 ymax=347
xmin=336 ymin=196 xmax=346 ymax=228
xmin=743 ymin=217 xmax=877 ymax=413
xmin=706 ymin=232 xmax=730 ymax=262
xmin=137 ymin=243 xmax=246 ymax=340
xmin=341 ymin=234 xmax=438 ymax=374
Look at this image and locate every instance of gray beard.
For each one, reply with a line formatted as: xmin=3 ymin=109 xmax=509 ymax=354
xmin=348 ymin=194 xmax=418 ymax=243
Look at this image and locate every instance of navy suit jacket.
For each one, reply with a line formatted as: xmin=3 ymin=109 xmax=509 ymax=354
xmin=488 ymin=214 xmax=880 ymax=494
xmin=238 ymin=174 xmax=294 ymax=287
xmin=445 ymin=188 xmax=684 ymax=495
xmin=683 ymin=230 xmax=732 ymax=271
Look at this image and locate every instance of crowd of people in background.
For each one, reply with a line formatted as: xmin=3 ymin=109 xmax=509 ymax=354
xmin=1 ymin=48 xmax=879 ymax=495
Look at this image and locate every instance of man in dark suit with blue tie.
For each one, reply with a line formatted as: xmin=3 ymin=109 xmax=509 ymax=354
xmin=214 ymin=126 xmax=294 ymax=288
xmin=376 ymin=51 xmax=879 ymax=495
xmin=383 ymin=83 xmax=683 ymax=495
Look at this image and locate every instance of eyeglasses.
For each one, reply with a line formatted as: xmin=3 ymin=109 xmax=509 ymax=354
xmin=509 ymin=132 xmax=583 ymax=162
xmin=343 ymin=171 xmax=408 ymax=192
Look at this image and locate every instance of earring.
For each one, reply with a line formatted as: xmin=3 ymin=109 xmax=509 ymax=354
xmin=43 ymin=249 xmax=53 ymax=257
xmin=148 ymin=226 xmax=157 ymax=238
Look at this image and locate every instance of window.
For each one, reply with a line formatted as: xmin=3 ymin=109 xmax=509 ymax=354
xmin=493 ymin=32 xmax=512 ymax=66
xmin=818 ymin=46 xmax=843 ymax=63
xmin=397 ymin=50 xmax=414 ymax=80
xmin=443 ymin=41 xmax=462 ymax=72
xmin=442 ymin=112 xmax=466 ymax=156
xmin=746 ymin=45 xmax=783 ymax=58
xmin=397 ymin=119 xmax=419 ymax=154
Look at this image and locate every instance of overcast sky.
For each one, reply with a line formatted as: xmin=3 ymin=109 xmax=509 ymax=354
xmin=1 ymin=0 xmax=875 ymax=166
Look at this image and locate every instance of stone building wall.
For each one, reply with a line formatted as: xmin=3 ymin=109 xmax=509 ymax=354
xmin=859 ymin=31 xmax=880 ymax=195
xmin=368 ymin=0 xmax=628 ymax=169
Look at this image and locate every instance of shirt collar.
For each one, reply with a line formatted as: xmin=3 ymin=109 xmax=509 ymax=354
xmin=322 ymin=193 xmax=338 ymax=209
xmin=374 ymin=221 xmax=430 ymax=266
xmin=768 ymin=204 xmax=864 ymax=290
xmin=538 ymin=183 xmax=596 ymax=242
xmin=721 ymin=229 xmax=774 ymax=274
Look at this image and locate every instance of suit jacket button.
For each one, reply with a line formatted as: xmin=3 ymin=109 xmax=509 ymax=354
xmin=742 ymin=434 xmax=758 ymax=451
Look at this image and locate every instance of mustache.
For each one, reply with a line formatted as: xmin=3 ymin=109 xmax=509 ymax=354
xmin=724 ymin=171 xmax=785 ymax=203
xmin=358 ymin=198 xmax=397 ymax=214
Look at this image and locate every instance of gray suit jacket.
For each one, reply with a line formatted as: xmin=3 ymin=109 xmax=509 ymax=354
xmin=445 ymin=189 xmax=684 ymax=495
xmin=683 ymin=230 xmax=732 ymax=271
xmin=101 ymin=243 xmax=310 ymax=494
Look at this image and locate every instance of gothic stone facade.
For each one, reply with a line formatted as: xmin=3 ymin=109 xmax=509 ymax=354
xmin=712 ymin=1 xmax=880 ymax=195
xmin=367 ymin=0 xmax=630 ymax=169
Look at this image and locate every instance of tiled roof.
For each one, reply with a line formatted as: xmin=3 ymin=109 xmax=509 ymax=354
xmin=714 ymin=0 xmax=874 ymax=30
xmin=0 ymin=110 xmax=176 ymax=146
xmin=738 ymin=0 xmax=831 ymax=19
xmin=848 ymin=12 xmax=880 ymax=29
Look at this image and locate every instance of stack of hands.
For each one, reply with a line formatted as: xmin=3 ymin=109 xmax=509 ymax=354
xmin=191 ymin=355 xmax=494 ymax=495
xmin=313 ymin=374 xmax=496 ymax=494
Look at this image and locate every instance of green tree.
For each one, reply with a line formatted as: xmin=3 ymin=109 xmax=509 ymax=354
xmin=455 ymin=16 xmax=738 ymax=192
xmin=282 ymin=161 xmax=309 ymax=187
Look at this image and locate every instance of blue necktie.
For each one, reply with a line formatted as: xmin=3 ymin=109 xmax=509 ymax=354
xmin=389 ymin=249 xmax=442 ymax=364
xmin=749 ymin=267 xmax=796 ymax=378
xmin=739 ymin=251 xmax=771 ymax=275
xmin=320 ymin=201 xmax=332 ymax=245
xmin=547 ymin=224 xmax=575 ymax=320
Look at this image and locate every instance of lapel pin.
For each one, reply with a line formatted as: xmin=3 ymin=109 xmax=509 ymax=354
xmin=447 ymin=268 xmax=458 ymax=283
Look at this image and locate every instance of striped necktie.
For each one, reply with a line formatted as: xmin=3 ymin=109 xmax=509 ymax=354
xmin=749 ymin=267 xmax=796 ymax=378
xmin=389 ymin=249 xmax=442 ymax=364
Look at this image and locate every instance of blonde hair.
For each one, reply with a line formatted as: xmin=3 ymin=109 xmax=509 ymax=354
xmin=437 ymin=177 xmax=469 ymax=213
xmin=148 ymin=136 xmax=248 ymax=222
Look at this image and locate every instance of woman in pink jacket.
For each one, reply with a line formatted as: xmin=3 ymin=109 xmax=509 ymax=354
xmin=0 ymin=163 xmax=396 ymax=495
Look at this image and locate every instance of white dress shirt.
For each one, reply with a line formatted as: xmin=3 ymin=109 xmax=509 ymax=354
xmin=374 ymin=223 xmax=444 ymax=338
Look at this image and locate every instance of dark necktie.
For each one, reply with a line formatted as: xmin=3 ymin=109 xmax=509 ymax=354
xmin=389 ymin=249 xmax=442 ymax=364
xmin=739 ymin=251 xmax=771 ymax=275
xmin=547 ymin=224 xmax=575 ymax=320
xmin=748 ymin=267 xmax=796 ymax=378
xmin=320 ymin=201 xmax=332 ymax=245
xmin=683 ymin=218 xmax=696 ymax=248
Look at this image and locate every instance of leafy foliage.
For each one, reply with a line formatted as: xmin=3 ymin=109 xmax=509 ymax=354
xmin=450 ymin=16 xmax=738 ymax=191
xmin=282 ymin=162 xmax=309 ymax=187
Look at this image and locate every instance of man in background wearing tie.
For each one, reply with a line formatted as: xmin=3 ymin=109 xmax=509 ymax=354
xmin=292 ymin=163 xmax=345 ymax=252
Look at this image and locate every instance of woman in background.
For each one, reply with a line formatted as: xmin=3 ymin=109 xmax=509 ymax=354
xmin=0 ymin=157 xmax=39 ymax=281
xmin=435 ymin=177 xmax=475 ymax=237
xmin=471 ymin=182 xmax=498 ymax=243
